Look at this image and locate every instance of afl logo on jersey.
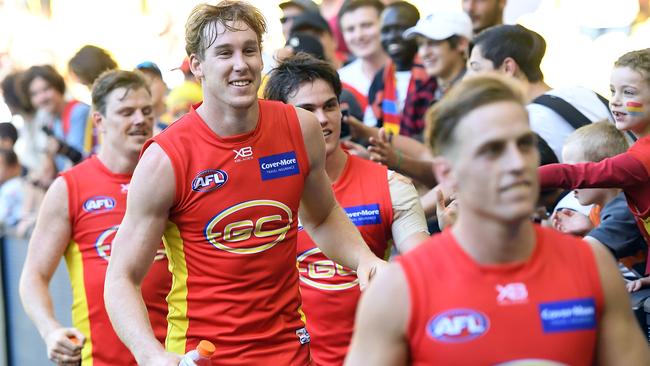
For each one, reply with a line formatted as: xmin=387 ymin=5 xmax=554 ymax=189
xmin=297 ymin=247 xmax=358 ymax=291
xmin=192 ymin=169 xmax=228 ymax=192
xmin=83 ymin=196 xmax=116 ymax=213
xmin=205 ymin=199 xmax=293 ymax=254
xmin=427 ymin=309 xmax=490 ymax=343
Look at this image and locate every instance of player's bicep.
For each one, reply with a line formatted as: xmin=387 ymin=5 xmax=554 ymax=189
xmin=345 ymin=264 xmax=409 ymax=366
xmin=109 ymin=144 xmax=174 ymax=281
xmin=590 ymin=242 xmax=650 ymax=364
xmin=296 ymin=108 xmax=338 ymax=226
xmin=23 ymin=177 xmax=71 ymax=280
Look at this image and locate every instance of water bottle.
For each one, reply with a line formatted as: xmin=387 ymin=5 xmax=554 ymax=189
xmin=179 ymin=340 xmax=216 ymax=366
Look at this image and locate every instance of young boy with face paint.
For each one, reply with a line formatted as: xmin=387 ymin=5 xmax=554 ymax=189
xmin=539 ymin=48 xmax=650 ymax=284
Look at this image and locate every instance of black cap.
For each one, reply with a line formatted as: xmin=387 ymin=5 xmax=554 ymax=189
xmin=286 ymin=33 xmax=325 ymax=60
xmin=290 ymin=11 xmax=331 ymax=35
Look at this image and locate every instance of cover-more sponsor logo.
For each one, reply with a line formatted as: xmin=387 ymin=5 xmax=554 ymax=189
xmin=539 ymin=298 xmax=596 ymax=333
xmin=344 ymin=204 xmax=382 ymax=226
xmin=205 ymin=200 xmax=293 ymax=254
xmin=83 ymin=196 xmax=116 ymax=213
xmin=259 ymin=151 xmax=300 ymax=181
xmin=297 ymin=247 xmax=358 ymax=291
xmin=192 ymin=169 xmax=228 ymax=192
xmin=427 ymin=309 xmax=490 ymax=343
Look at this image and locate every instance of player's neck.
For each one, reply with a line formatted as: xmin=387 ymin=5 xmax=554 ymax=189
xmin=97 ymin=148 xmax=138 ymax=175
xmin=452 ymin=214 xmax=536 ymax=265
xmin=197 ymin=99 xmax=260 ymax=137
xmin=325 ymin=146 xmax=348 ymax=183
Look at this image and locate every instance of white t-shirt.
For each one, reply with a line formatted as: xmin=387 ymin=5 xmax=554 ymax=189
xmin=526 ymin=86 xmax=612 ymax=162
xmin=338 ymin=59 xmax=372 ymax=98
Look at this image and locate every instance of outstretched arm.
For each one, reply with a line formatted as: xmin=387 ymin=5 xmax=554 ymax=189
xmin=539 ymin=152 xmax=649 ymax=190
xmin=104 ymin=144 xmax=181 ymax=366
xmin=296 ymin=108 xmax=385 ymax=290
xmin=19 ymin=177 xmax=85 ymax=364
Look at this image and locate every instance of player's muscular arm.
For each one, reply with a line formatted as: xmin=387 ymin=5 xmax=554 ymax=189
xmin=295 ymin=108 xmax=385 ymax=289
xmin=104 ymin=143 xmax=180 ymax=366
xmin=345 ymin=264 xmax=409 ymax=366
xmin=19 ymin=177 xmax=85 ymax=364
xmin=589 ymin=242 xmax=650 ymax=365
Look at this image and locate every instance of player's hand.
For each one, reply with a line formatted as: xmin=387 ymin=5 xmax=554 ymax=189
xmin=368 ymin=128 xmax=398 ymax=168
xmin=342 ymin=113 xmax=373 ymax=141
xmin=551 ymin=208 xmax=593 ymax=236
xmin=433 ymin=185 xmax=458 ymax=231
xmin=357 ymin=254 xmax=387 ymax=291
xmin=341 ymin=140 xmax=370 ymax=160
xmin=44 ymin=327 xmax=85 ymax=365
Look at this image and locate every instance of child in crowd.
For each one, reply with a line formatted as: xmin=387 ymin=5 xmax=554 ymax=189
xmin=539 ymin=48 xmax=650 ymax=289
xmin=552 ymin=121 xmax=647 ymax=278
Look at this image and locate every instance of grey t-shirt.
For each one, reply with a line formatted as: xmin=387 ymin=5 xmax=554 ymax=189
xmin=588 ymin=193 xmax=646 ymax=259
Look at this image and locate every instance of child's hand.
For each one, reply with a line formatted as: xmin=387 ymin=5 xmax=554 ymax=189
xmin=626 ymin=277 xmax=650 ymax=292
xmin=551 ymin=209 xmax=593 ymax=236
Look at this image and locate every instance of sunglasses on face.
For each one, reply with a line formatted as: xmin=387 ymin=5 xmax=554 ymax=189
xmin=280 ymin=16 xmax=296 ymax=24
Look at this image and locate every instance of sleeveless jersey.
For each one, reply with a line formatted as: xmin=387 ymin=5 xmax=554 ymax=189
xmin=297 ymin=154 xmax=394 ymax=366
xmin=61 ymin=155 xmax=170 ymax=366
xmin=146 ymin=100 xmax=311 ymax=365
xmin=398 ymin=226 xmax=604 ymax=366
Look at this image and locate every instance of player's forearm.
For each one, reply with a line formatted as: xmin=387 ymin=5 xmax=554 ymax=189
xmin=307 ymin=204 xmax=375 ymax=270
xmin=104 ymin=275 xmax=165 ymax=363
xmin=19 ymin=274 xmax=63 ymax=339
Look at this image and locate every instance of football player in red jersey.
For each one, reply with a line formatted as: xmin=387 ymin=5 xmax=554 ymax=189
xmin=345 ymin=74 xmax=650 ymax=365
xmin=19 ymin=70 xmax=170 ymax=365
xmin=104 ymin=2 xmax=385 ymax=366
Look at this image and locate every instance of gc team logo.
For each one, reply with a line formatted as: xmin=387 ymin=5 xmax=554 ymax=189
xmin=205 ymin=200 xmax=292 ymax=254
xmin=83 ymin=196 xmax=116 ymax=213
xmin=95 ymin=225 xmax=119 ymax=261
xmin=427 ymin=309 xmax=490 ymax=343
xmin=192 ymin=169 xmax=228 ymax=192
xmin=297 ymin=247 xmax=358 ymax=291
xmin=95 ymin=225 xmax=166 ymax=262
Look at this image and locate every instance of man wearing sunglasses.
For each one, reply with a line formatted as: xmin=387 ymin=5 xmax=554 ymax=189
xmin=279 ymin=0 xmax=320 ymax=40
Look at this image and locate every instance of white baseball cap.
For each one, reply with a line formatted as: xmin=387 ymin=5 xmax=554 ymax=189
xmin=404 ymin=10 xmax=473 ymax=41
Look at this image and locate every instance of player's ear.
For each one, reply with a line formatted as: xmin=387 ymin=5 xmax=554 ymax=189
xmin=432 ymin=156 xmax=457 ymax=192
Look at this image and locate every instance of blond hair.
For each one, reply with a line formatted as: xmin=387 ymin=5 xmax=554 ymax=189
xmin=185 ymin=1 xmax=267 ymax=60
xmin=564 ymin=121 xmax=628 ymax=162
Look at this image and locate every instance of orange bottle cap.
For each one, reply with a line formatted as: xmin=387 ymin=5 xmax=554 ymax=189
xmin=197 ymin=340 xmax=216 ymax=357
xmin=68 ymin=336 xmax=80 ymax=345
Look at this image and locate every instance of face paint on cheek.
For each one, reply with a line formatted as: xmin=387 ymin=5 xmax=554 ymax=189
xmin=626 ymin=101 xmax=645 ymax=117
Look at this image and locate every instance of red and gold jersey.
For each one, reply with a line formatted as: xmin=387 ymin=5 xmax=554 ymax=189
xmin=297 ymin=153 xmax=393 ymax=366
xmin=61 ymin=155 xmax=170 ymax=366
xmin=146 ymin=100 xmax=311 ymax=365
xmin=398 ymin=226 xmax=603 ymax=366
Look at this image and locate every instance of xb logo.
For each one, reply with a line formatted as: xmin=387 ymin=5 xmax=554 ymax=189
xmin=205 ymin=200 xmax=292 ymax=254
xmin=233 ymin=146 xmax=253 ymax=161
